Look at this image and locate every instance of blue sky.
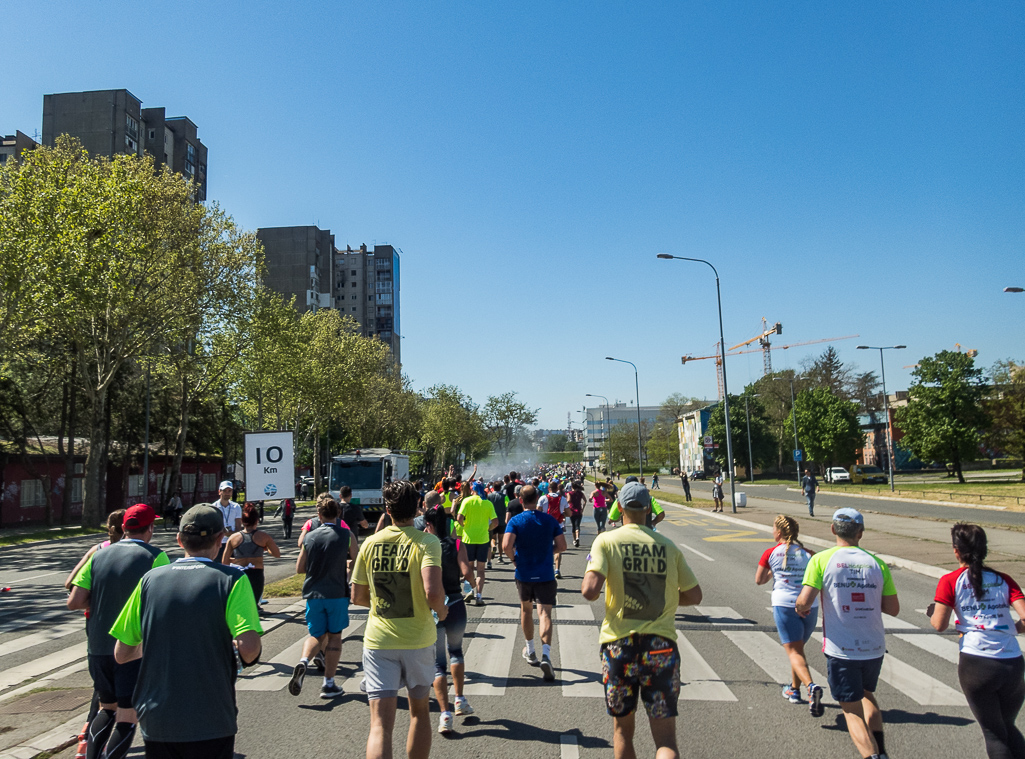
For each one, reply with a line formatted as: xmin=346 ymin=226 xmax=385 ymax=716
xmin=4 ymin=2 xmax=1023 ymax=429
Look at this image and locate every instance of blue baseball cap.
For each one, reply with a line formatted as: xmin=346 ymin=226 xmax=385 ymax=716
xmin=832 ymin=507 xmax=864 ymax=525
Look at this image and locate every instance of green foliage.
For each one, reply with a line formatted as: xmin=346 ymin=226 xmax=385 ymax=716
xmin=786 ymin=387 xmax=863 ymax=470
xmin=896 ymin=350 xmax=988 ymax=484
xmin=706 ymin=393 xmax=775 ymax=479
xmin=985 ymin=359 xmax=1025 ymax=482
xmin=482 ymin=392 xmax=538 ymax=454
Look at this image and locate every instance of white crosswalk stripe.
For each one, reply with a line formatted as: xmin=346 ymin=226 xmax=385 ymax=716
xmin=722 ymin=630 xmax=828 ymax=692
xmin=463 ymin=620 xmax=519 ymax=696
xmin=237 ymin=621 xmax=366 ymax=692
xmin=0 ymin=641 xmax=88 ymax=693
xmin=556 ymin=617 xmax=603 ymax=698
xmin=893 ymin=633 xmax=961 ymax=664
xmin=695 ymin=606 xmax=753 ymax=625
xmin=0 ymin=621 xmax=82 ymax=659
xmin=675 ymin=630 xmax=737 ymax=701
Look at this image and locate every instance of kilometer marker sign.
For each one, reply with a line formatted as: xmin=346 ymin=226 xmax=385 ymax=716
xmin=244 ymin=431 xmax=296 ymax=500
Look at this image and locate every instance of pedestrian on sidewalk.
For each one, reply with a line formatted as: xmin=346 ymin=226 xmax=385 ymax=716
xmin=288 ymin=498 xmax=357 ymax=699
xmin=801 ymin=469 xmax=819 ymax=517
xmin=503 ymin=484 xmax=565 ymax=681
xmin=928 ymin=523 xmax=1025 ymax=759
xmin=352 ymin=480 xmax=447 ymax=759
xmin=711 ymin=476 xmax=724 ymax=513
xmin=796 ymin=508 xmax=900 ymax=759
xmin=582 ymin=481 xmax=702 ymax=759
xmin=680 ymin=472 xmax=691 ymax=502
xmin=651 ymin=474 xmax=660 ymax=490
xmin=109 ymin=504 xmax=263 ymax=759
xmin=273 ymin=497 xmax=296 ymax=539
xmin=67 ymin=505 xmax=169 ymax=759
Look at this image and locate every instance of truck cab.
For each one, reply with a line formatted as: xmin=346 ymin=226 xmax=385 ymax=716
xmin=328 ymin=448 xmax=410 ymax=517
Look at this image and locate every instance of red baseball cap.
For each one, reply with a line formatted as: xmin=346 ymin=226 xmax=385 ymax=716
xmin=123 ymin=504 xmax=157 ymax=530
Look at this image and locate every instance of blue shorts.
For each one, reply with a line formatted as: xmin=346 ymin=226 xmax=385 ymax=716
xmin=826 ymin=655 xmax=884 ymax=703
xmin=772 ymin=605 xmax=817 ymax=645
xmin=305 ymin=597 xmax=350 ymax=638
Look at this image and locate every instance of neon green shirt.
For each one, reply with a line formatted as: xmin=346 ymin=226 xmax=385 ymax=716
xmin=608 ymin=497 xmax=664 ymax=522
xmin=457 ymin=495 xmax=496 ymax=545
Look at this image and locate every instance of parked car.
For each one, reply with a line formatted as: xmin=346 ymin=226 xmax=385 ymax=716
xmin=849 ymin=464 xmax=888 ymax=485
xmin=825 ymin=467 xmax=851 ymax=484
xmin=689 ymin=470 xmax=706 ymax=480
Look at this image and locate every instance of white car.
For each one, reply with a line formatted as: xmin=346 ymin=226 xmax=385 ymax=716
xmin=825 ymin=467 xmax=850 ymax=484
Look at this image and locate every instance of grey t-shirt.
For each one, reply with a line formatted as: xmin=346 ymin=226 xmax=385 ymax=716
xmin=302 ymin=523 xmax=351 ymax=599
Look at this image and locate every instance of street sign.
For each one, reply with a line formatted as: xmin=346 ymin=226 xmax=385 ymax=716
xmin=793 ymin=449 xmax=803 ymax=462
xmin=703 ymin=436 xmax=713 ymax=445
xmin=245 ymin=431 xmax=296 ymax=500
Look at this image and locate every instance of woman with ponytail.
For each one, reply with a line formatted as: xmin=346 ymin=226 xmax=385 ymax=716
xmin=929 ymin=523 xmax=1025 ymax=758
xmin=755 ymin=514 xmax=825 ymax=717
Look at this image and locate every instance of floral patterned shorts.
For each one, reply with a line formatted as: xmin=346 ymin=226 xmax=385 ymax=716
xmin=600 ymin=634 xmax=680 ymax=718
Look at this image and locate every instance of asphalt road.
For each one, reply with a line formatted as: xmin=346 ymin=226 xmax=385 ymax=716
xmin=2 ymin=501 xmax=1013 ymax=759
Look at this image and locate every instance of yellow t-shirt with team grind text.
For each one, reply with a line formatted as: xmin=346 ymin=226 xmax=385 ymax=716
xmin=586 ymin=524 xmax=698 ymax=645
xmin=351 ymin=525 xmax=442 ymax=651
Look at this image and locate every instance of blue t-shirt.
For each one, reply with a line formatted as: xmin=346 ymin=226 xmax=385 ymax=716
xmin=538 ymin=481 xmax=549 ymax=495
xmin=504 ymin=510 xmax=563 ymax=583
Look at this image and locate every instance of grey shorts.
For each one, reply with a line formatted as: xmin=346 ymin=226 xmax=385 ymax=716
xmin=362 ymin=644 xmax=436 ymax=700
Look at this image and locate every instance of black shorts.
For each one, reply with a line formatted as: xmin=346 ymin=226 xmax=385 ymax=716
xmin=601 ymin=634 xmax=680 ymax=718
xmin=464 ymin=542 xmax=490 ymax=563
xmin=516 ymin=579 xmax=558 ymax=606
xmin=144 ymin=736 xmax=234 ymax=759
xmin=88 ymin=654 xmax=142 ymax=709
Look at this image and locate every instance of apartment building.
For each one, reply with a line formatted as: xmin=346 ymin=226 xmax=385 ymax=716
xmin=256 ymin=225 xmax=335 ymax=314
xmin=334 ymin=244 xmax=401 ymax=365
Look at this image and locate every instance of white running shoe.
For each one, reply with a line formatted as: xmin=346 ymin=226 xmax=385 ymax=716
xmin=438 ymin=712 xmax=454 ymax=734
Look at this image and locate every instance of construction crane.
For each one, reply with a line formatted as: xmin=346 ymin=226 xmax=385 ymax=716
xmin=729 ymin=318 xmax=783 ymax=375
xmin=681 ymin=334 xmax=860 ymax=400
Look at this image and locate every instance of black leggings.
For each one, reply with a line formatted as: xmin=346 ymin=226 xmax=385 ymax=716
xmin=244 ymin=568 xmax=265 ymax=606
xmin=569 ymin=514 xmax=582 ymax=534
xmin=958 ymin=652 xmax=1025 ymax=759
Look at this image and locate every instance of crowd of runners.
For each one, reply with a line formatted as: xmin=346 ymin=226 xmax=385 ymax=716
xmin=61 ymin=470 xmax=1025 ymax=759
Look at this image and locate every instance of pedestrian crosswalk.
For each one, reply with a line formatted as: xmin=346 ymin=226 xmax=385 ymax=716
xmin=224 ymin=603 xmax=971 ymax=712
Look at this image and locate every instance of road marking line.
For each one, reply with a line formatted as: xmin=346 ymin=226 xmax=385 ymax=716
xmin=703 ymin=529 xmax=772 ymax=543
xmin=463 ymin=622 xmax=518 ymax=697
xmin=560 ymin=734 xmax=580 ymax=759
xmin=678 ymin=542 xmax=714 ymax=562
xmin=0 ymin=570 xmax=65 ymax=585
xmin=557 ymin=623 xmax=604 ymax=698
xmin=695 ymin=606 xmax=754 ymax=625
xmin=722 ymin=630 xmax=831 ymax=701
xmin=675 ymin=630 xmax=737 ymax=701
xmin=0 ymin=621 xmax=82 ymax=659
xmin=893 ymin=633 xmax=961 ymax=664
xmin=555 ymin=604 xmax=594 ymax=621
xmin=0 ymin=641 xmax=88 ymax=693
xmin=882 ymin=616 xmax=919 ymax=630
xmin=0 ymin=609 xmax=73 ymax=634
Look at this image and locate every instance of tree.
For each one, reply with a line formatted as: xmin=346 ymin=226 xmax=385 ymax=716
xmin=984 ymin=359 xmax=1025 ymax=482
xmin=646 ymin=393 xmax=702 ymax=471
xmin=545 ymin=433 xmax=569 ymax=452
xmin=482 ymin=392 xmax=538 ymax=455
xmin=803 ymin=347 xmax=852 ymax=398
xmin=706 ymin=394 xmax=775 ymax=480
xmin=786 ymin=387 xmax=863 ymax=470
xmin=896 ymin=350 xmax=988 ymax=484
xmin=750 ymin=370 xmax=812 ymax=474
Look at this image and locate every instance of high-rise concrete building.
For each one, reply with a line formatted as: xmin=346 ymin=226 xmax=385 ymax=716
xmin=0 ymin=131 xmax=38 ymax=165
xmin=334 ymin=244 xmax=401 ymax=365
xmin=256 ymin=226 xmax=335 ymax=314
xmin=42 ymin=89 xmax=207 ymax=200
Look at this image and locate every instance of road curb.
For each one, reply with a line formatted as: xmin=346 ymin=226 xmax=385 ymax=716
xmin=668 ymin=502 xmax=947 ymax=580
xmin=0 ymin=710 xmax=84 ymax=759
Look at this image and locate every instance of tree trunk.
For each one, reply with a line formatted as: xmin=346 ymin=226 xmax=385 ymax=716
xmin=82 ymin=388 xmax=108 ymax=528
xmin=313 ymin=430 xmax=320 ymax=494
xmin=167 ymin=375 xmax=191 ymax=511
xmin=58 ymin=366 xmax=78 ymax=525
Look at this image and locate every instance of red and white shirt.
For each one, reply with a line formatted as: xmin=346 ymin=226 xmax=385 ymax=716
xmin=759 ymin=542 xmax=817 ymax=608
xmin=934 ymin=567 xmax=1024 ymax=659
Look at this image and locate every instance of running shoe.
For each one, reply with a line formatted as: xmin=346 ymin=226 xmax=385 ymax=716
xmin=523 ymin=648 xmax=540 ymax=666
xmin=320 ymin=682 xmax=343 ymax=699
xmin=313 ymin=651 xmax=326 ymax=672
xmin=540 ymin=655 xmax=555 ymax=682
xmin=487 ymin=560 xmax=493 ymax=569
xmin=554 ymin=570 xmax=562 ymax=579
xmin=808 ymin=683 xmax=824 ymax=717
xmin=454 ymin=696 xmax=474 ymax=716
xmin=781 ymin=685 xmax=802 ymax=704
xmin=573 ymin=538 xmax=579 ymax=547
xmin=475 ymin=597 xmax=485 ymax=607
xmin=464 ymin=590 xmax=476 ymax=603
xmin=288 ymin=662 xmax=307 ymax=696
xmin=438 ymin=712 xmax=454 ymax=734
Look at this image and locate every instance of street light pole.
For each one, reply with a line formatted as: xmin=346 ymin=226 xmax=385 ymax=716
xmin=857 ymin=345 xmax=906 ymax=492
xmin=605 ymin=358 xmax=644 ymax=478
xmin=657 ymin=254 xmax=737 ymax=513
xmin=771 ymin=375 xmax=801 ymax=486
xmin=744 ymin=393 xmax=760 ymax=483
xmin=586 ymin=393 xmax=611 ymax=477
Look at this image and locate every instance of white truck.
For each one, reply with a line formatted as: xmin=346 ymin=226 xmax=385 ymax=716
xmin=328 ymin=448 xmax=410 ymax=517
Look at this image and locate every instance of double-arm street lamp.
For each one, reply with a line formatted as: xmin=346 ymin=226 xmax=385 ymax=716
xmin=585 ymin=393 xmax=610 ymax=476
xmin=605 ymin=358 xmax=644 ymax=478
xmin=657 ymin=254 xmax=737 ymax=513
xmin=857 ymin=345 xmax=906 ymax=492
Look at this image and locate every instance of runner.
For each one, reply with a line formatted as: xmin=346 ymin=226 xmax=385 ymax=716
xmin=223 ymin=503 xmax=282 ymax=608
xmin=590 ymin=482 xmax=608 ymax=534
xmin=566 ymin=481 xmax=586 ymax=547
xmin=297 ymin=492 xmax=353 ymax=547
xmin=215 ymin=481 xmax=243 ymax=563
xmin=503 ymin=484 xmax=566 ymax=681
xmin=608 ymin=477 xmax=665 ymax=530
xmin=352 ymin=480 xmax=447 ymax=759
xmin=755 ymin=515 xmax=823 ymax=715
xmin=288 ymin=498 xmax=358 ymax=699
xmin=67 ymin=505 xmax=168 ymax=759
xmin=506 ymin=485 xmax=524 ymax=519
xmin=540 ymin=481 xmax=569 ymax=578
xmin=928 ymin=523 xmax=1025 ymax=759
xmin=339 ymin=485 xmax=371 ymax=534
xmin=456 ymin=481 xmax=497 ymax=606
xmin=423 ymin=504 xmax=475 ymax=733
xmin=109 ymin=504 xmax=262 ymax=759
xmin=486 ymin=480 xmax=507 ymax=567
xmin=581 ymin=481 xmax=702 ymax=759
xmin=796 ymin=508 xmax=900 ymax=759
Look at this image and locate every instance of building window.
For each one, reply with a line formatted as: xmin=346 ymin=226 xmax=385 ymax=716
xmin=352 ymin=295 xmax=357 ymax=300
xmin=128 ymin=474 xmax=145 ymax=497
xmin=351 ymin=281 xmax=356 ymax=287
xmin=351 ymin=270 xmax=357 ymax=275
xmin=185 ymin=143 xmax=196 ymax=177
xmin=148 ymin=129 xmax=156 ymax=141
xmin=20 ymin=479 xmax=47 ymax=508
xmin=71 ymin=478 xmax=83 ymax=503
xmin=352 ymin=307 xmax=357 ymax=312
xmin=126 ymin=114 xmax=139 ymax=140
xmin=368 ymin=295 xmax=373 ymax=301
xmin=202 ymin=473 xmax=217 ymax=493
xmin=181 ymin=473 xmax=196 ymax=494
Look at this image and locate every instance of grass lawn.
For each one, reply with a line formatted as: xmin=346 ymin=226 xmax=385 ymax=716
xmin=263 ymin=573 xmax=304 ymax=597
xmin=0 ymin=526 xmax=104 ymax=547
xmin=821 ymin=480 xmax=1025 ymax=507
